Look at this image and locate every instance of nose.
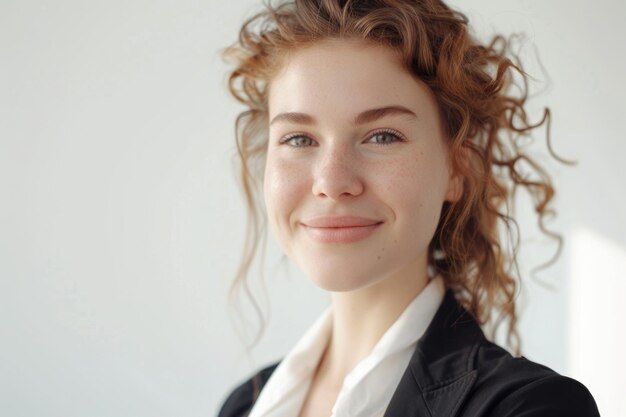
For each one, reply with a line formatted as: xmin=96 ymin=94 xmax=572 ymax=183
xmin=311 ymin=143 xmax=364 ymax=200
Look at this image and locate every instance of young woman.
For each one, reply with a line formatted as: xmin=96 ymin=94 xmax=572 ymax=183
xmin=218 ymin=0 xmax=600 ymax=416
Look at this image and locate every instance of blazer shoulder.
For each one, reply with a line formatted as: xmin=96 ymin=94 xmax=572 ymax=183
xmin=489 ymin=372 xmax=600 ymax=417
xmin=217 ymin=361 xmax=280 ymax=417
xmin=472 ymin=341 xmax=600 ymax=417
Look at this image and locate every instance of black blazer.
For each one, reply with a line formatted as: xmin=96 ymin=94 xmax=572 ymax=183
xmin=218 ymin=289 xmax=600 ymax=417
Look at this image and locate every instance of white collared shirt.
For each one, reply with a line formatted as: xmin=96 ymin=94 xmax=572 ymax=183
xmin=248 ymin=275 xmax=446 ymax=417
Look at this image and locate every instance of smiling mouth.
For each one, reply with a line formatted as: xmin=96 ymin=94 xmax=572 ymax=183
xmin=300 ymin=216 xmax=384 ymax=244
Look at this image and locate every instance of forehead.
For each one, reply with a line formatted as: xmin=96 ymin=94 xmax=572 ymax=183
xmin=268 ymin=40 xmax=435 ymax=121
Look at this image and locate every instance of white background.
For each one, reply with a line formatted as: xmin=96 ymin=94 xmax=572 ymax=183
xmin=1 ymin=0 xmax=624 ymax=416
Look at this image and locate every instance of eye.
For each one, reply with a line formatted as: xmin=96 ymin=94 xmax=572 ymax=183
xmin=281 ymin=134 xmax=316 ymax=148
xmin=366 ymin=129 xmax=405 ymax=145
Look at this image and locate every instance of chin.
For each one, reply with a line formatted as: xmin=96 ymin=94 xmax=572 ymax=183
xmin=310 ymin=277 xmax=374 ymax=293
xmin=302 ymin=263 xmax=388 ymax=293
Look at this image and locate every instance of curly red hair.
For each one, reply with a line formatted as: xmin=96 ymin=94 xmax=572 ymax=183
xmin=222 ymin=0 xmax=563 ymax=365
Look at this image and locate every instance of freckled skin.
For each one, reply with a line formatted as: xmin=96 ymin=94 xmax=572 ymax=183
xmin=264 ymin=40 xmax=462 ymax=293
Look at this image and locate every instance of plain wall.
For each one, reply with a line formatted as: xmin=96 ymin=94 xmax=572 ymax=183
xmin=1 ymin=0 xmax=625 ymax=416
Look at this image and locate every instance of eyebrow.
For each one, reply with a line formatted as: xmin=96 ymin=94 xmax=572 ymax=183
xmin=269 ymin=105 xmax=418 ymax=127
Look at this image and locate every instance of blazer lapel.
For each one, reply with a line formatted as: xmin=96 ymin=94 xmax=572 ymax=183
xmin=383 ymin=290 xmax=483 ymax=417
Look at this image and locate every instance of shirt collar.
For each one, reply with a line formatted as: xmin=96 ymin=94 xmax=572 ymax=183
xmin=248 ymin=275 xmax=446 ymax=417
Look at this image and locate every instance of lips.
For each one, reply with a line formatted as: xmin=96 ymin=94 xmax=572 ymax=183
xmin=302 ymin=215 xmax=383 ymax=228
xmin=300 ymin=215 xmax=383 ymax=244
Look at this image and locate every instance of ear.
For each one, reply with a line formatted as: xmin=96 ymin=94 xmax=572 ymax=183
xmin=444 ymin=147 xmax=467 ymax=203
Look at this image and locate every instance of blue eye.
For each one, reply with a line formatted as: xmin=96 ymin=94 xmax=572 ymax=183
xmin=367 ymin=130 xmax=404 ymax=145
xmin=282 ymin=135 xmax=315 ymax=147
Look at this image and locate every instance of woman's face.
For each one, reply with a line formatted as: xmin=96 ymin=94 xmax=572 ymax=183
xmin=264 ymin=40 xmax=461 ymax=292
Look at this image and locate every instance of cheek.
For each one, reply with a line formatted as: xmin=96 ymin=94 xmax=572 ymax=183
xmin=384 ymin=153 xmax=448 ymax=233
xmin=263 ymin=156 xmax=308 ymax=235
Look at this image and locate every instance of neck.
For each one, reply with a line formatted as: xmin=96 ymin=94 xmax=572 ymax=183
xmin=318 ymin=255 xmax=430 ymax=387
